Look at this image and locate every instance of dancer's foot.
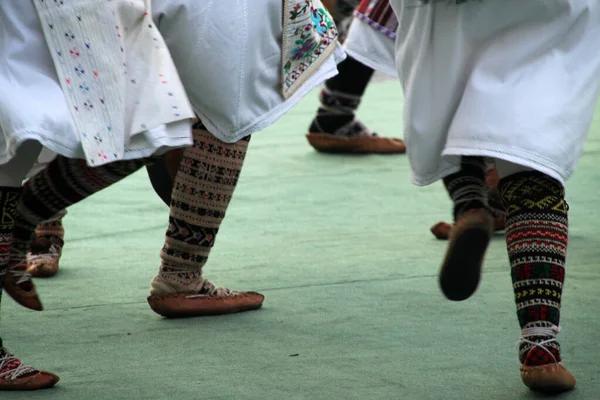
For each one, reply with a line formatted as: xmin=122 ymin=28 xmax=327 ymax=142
xmin=147 ymin=273 xmax=264 ymax=318
xmin=307 ymin=76 xmax=405 ymax=154
xmin=307 ymin=120 xmax=406 ymax=154
xmin=27 ymin=222 xmax=64 ymax=278
xmin=4 ymin=261 xmax=43 ymax=311
xmin=430 ymin=209 xmax=504 ymax=240
xmin=521 ymin=363 xmax=576 ymax=393
xmin=432 ymin=167 xmax=504 ymax=239
xmin=519 ymin=329 xmax=575 ymax=393
xmin=0 ymin=347 xmax=59 ymax=391
xmin=438 ymin=208 xmax=494 ymax=301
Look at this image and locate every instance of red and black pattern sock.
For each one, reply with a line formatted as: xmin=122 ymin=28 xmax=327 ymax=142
xmin=499 ymin=171 xmax=567 ymax=366
xmin=443 ymin=156 xmax=488 ymax=220
xmin=309 ymin=56 xmax=374 ymax=135
xmin=0 ymin=187 xmax=21 ymax=296
xmin=10 ymin=157 xmax=144 ymax=266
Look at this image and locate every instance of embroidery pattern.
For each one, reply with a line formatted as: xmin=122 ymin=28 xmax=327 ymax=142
xmin=283 ymin=0 xmax=338 ymax=98
xmin=33 ymin=0 xmax=193 ymax=166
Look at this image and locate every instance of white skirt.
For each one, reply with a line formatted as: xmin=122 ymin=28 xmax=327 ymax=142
xmin=344 ymin=0 xmax=398 ymax=77
xmin=390 ymin=0 xmax=600 ymax=186
xmin=344 ymin=18 xmax=397 ymax=77
xmin=27 ymin=0 xmax=346 ymax=173
xmin=152 ymin=0 xmax=346 ymax=143
xmin=0 ymin=0 xmax=195 ymax=167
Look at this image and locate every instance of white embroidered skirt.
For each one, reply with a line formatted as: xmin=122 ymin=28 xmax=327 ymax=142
xmin=0 ymin=0 xmax=194 ymax=167
xmin=344 ymin=0 xmax=398 ymax=77
xmin=152 ymin=0 xmax=346 ymax=143
xmin=26 ymin=0 xmax=346 ymax=172
xmin=390 ymin=0 xmax=600 ymax=186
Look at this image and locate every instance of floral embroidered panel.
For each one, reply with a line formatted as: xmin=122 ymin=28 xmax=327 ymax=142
xmin=282 ymin=0 xmax=339 ymax=99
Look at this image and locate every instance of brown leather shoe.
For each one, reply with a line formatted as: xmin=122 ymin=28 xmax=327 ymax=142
xmin=148 ymin=291 xmax=265 ymax=318
xmin=519 ymin=336 xmax=576 ymax=394
xmin=430 ymin=222 xmax=453 ymax=240
xmin=0 ymin=348 xmax=59 ymax=391
xmin=306 ymin=132 xmax=406 ymax=154
xmin=147 ymin=276 xmax=264 ymax=318
xmin=4 ymin=264 xmax=43 ymax=311
xmin=521 ymin=363 xmax=576 ymax=393
xmin=432 ymin=166 xmax=505 ymax=240
xmin=439 ymin=208 xmax=494 ymax=301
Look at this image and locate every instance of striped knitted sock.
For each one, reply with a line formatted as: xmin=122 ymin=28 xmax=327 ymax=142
xmin=33 ymin=212 xmax=66 ymax=249
xmin=10 ymin=157 xmax=144 ymax=268
xmin=499 ymin=171 xmax=567 ymax=366
xmin=443 ymin=156 xmax=488 ymax=220
xmin=157 ymin=127 xmax=250 ymax=288
xmin=309 ymin=56 xmax=374 ymax=135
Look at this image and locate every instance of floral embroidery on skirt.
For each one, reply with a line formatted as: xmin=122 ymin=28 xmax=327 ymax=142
xmin=282 ymin=0 xmax=339 ymax=99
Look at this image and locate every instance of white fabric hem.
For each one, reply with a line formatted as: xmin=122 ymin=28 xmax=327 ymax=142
xmin=2 ymin=130 xmax=191 ymax=166
xmin=410 ymin=143 xmax=570 ymax=187
xmin=345 ymin=47 xmax=398 ymax=78
xmin=443 ymin=142 xmax=569 ymax=186
xmin=411 ymin=165 xmax=460 ymax=187
xmin=344 ymin=19 xmax=397 ymax=77
xmin=201 ymin=47 xmax=347 ymax=143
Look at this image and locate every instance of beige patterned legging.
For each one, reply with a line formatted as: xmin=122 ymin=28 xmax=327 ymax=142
xmin=159 ymin=127 xmax=251 ymax=279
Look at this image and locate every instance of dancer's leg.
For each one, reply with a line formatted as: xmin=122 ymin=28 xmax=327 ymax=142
xmin=497 ymin=160 xmax=575 ymax=393
xmin=0 ymin=142 xmax=59 ymax=391
xmin=5 ymin=156 xmax=145 ymax=310
xmin=438 ymin=156 xmax=495 ymax=301
xmin=147 ymin=126 xmax=264 ymax=318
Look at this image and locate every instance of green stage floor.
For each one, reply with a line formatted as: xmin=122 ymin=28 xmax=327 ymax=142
xmin=3 ymin=81 xmax=599 ymax=399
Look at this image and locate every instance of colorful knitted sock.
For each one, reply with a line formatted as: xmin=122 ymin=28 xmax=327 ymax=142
xmin=156 ymin=128 xmax=250 ymax=289
xmin=309 ymin=56 xmax=375 ymax=135
xmin=10 ymin=157 xmax=144 ymax=268
xmin=499 ymin=171 xmax=567 ymax=366
xmin=0 ymin=187 xmax=21 ymax=296
xmin=443 ymin=156 xmax=488 ymax=220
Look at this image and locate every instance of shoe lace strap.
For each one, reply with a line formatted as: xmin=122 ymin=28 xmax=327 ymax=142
xmin=516 ymin=324 xmax=560 ymax=364
xmin=0 ymin=352 xmax=36 ymax=381
xmin=8 ymin=249 xmax=32 ymax=285
xmin=185 ymin=279 xmax=239 ymax=299
xmin=160 ymin=268 xmax=240 ymax=298
xmin=28 ymin=241 xmax=62 ymax=264
xmin=334 ymin=120 xmax=377 ymax=137
xmin=28 ymin=253 xmax=53 ymax=264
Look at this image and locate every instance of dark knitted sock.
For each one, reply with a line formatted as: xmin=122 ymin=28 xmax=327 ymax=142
xmin=499 ymin=171 xmax=567 ymax=366
xmin=10 ymin=157 xmax=144 ymax=268
xmin=0 ymin=187 xmax=21 ymax=297
xmin=0 ymin=188 xmax=40 ymax=380
xmin=309 ymin=56 xmax=375 ymax=134
xmin=443 ymin=157 xmax=488 ymax=220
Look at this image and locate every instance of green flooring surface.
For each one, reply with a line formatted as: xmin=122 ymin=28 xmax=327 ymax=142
xmin=3 ymin=81 xmax=600 ymax=399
